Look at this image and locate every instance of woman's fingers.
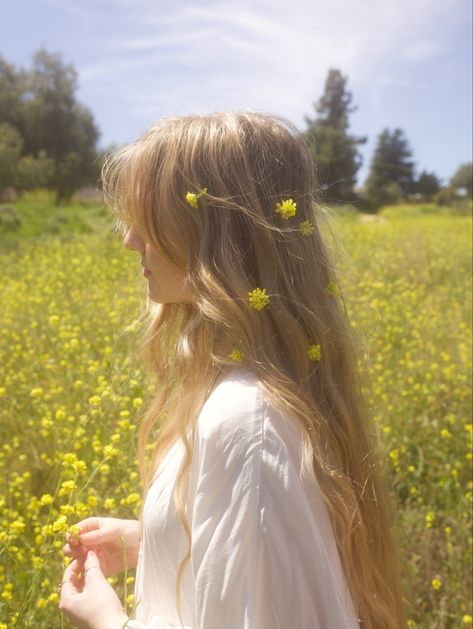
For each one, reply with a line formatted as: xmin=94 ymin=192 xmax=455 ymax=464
xmin=63 ymin=542 xmax=88 ymax=557
xmin=61 ymin=556 xmax=85 ymax=594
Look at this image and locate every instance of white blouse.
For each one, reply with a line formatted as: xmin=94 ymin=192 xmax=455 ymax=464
xmin=125 ymin=367 xmax=360 ymax=629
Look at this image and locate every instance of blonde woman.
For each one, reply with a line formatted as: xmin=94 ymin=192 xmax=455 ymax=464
xmin=59 ymin=111 xmax=407 ymax=628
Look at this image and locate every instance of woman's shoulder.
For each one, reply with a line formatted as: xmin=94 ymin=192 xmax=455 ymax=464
xmin=196 ymin=367 xmax=302 ymax=448
xmin=196 ymin=367 xmax=263 ymax=439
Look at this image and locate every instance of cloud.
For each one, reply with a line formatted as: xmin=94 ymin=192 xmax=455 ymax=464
xmin=78 ymin=0 xmax=466 ymax=131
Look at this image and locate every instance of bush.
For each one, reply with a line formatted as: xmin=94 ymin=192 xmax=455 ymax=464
xmin=0 ymin=205 xmax=22 ymax=232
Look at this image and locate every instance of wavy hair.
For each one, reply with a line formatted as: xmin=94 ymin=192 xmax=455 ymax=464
xmin=101 ymin=111 xmax=407 ymax=628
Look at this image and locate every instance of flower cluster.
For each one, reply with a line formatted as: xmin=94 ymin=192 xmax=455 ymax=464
xmin=326 ymin=280 xmax=340 ymax=296
xmin=275 ymin=198 xmax=297 ymax=219
xmin=228 ymin=349 xmax=245 ymax=362
xmin=307 ymin=343 xmax=321 ymax=362
xmin=247 ymin=287 xmax=270 ymax=310
xmin=299 ymin=220 xmax=315 ymax=236
xmin=185 ymin=187 xmax=208 ymax=208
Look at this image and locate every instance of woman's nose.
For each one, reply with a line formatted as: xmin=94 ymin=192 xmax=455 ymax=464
xmin=123 ymin=227 xmax=144 ymax=251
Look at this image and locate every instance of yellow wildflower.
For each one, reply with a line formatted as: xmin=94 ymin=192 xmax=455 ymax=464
xmin=463 ymin=615 xmax=472 ymax=624
xmin=185 ymin=187 xmax=207 ymax=208
xmin=39 ymin=494 xmax=53 ymax=506
xmin=247 ymin=287 xmax=270 ymax=310
xmin=104 ymin=498 xmax=116 ymax=510
xmin=307 ymin=343 xmax=321 ymax=362
xmin=326 ymin=280 xmax=340 ymax=296
xmin=299 ymin=219 xmax=314 ymax=236
xmin=275 ymin=198 xmax=297 ymax=219
xmin=229 ymin=349 xmax=245 ymax=362
xmin=431 ymin=577 xmax=442 ymax=590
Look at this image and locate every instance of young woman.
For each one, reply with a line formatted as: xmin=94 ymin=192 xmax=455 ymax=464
xmin=59 ymin=111 xmax=407 ymax=628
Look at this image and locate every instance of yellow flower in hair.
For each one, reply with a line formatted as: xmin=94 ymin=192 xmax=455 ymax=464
xmin=299 ymin=220 xmax=315 ymax=236
xmin=307 ymin=343 xmax=321 ymax=362
xmin=248 ymin=287 xmax=270 ymax=310
xmin=185 ymin=187 xmax=208 ymax=208
xmin=229 ymin=349 xmax=245 ymax=362
xmin=185 ymin=192 xmax=198 ymax=208
xmin=275 ymin=198 xmax=297 ymax=219
xmin=326 ymin=280 xmax=340 ymax=296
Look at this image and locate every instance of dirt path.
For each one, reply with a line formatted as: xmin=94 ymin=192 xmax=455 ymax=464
xmin=359 ymin=213 xmax=387 ymax=224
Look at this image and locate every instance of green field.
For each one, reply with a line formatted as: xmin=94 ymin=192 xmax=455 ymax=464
xmin=0 ymin=197 xmax=471 ymax=627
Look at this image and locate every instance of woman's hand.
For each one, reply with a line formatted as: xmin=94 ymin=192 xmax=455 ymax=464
xmin=63 ymin=517 xmax=141 ymax=576
xmin=59 ymin=549 xmax=129 ymax=629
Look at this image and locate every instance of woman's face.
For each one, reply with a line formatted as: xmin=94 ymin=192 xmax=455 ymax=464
xmin=123 ymin=225 xmax=194 ymax=304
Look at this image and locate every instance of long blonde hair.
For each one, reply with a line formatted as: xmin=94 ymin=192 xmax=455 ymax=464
xmin=101 ymin=111 xmax=408 ymax=628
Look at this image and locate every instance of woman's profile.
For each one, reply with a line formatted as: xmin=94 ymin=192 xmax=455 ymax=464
xmin=59 ymin=111 xmax=407 ymax=628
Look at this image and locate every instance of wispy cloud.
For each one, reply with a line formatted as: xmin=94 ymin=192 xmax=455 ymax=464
xmin=79 ymin=0 xmax=463 ymax=125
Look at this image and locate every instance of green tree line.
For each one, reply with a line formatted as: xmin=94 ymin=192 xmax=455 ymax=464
xmin=303 ymin=68 xmax=472 ymax=210
xmin=0 ymin=52 xmax=471 ymax=210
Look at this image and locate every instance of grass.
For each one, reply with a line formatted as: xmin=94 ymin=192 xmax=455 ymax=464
xmin=0 ymin=196 xmax=471 ymax=627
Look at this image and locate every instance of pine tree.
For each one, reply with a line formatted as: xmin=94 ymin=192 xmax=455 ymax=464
xmin=303 ymin=69 xmax=367 ymax=204
xmin=365 ymin=128 xmax=416 ymax=208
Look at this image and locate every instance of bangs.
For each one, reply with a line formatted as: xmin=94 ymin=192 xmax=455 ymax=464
xmin=102 ymin=123 xmax=178 ymax=240
xmin=101 ymin=122 xmax=196 ymax=273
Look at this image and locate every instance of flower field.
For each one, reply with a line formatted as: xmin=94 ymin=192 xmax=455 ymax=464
xmin=0 ymin=202 xmax=471 ymax=627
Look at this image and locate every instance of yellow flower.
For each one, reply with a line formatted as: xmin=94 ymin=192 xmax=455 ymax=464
xmin=463 ymin=615 xmax=472 ymax=624
xmin=185 ymin=192 xmax=198 ymax=208
xmin=39 ymin=493 xmax=53 ymax=506
xmin=185 ymin=187 xmax=207 ymax=208
xmin=307 ymin=343 xmax=321 ymax=362
xmin=66 ymin=524 xmax=81 ymax=541
xmin=275 ymin=198 xmax=297 ymax=219
xmin=299 ymin=219 xmax=314 ymax=235
xmin=229 ymin=349 xmax=245 ymax=362
xmin=326 ymin=280 xmax=340 ymax=296
xmin=431 ymin=577 xmax=442 ymax=590
xmin=247 ymin=287 xmax=270 ymax=310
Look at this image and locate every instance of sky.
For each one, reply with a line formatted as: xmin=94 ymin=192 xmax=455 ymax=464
xmin=0 ymin=0 xmax=471 ymax=187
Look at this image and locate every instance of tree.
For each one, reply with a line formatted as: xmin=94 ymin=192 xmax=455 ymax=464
xmin=412 ymin=170 xmax=441 ymax=201
xmin=449 ymin=162 xmax=472 ymax=197
xmin=0 ymin=49 xmax=101 ymax=202
xmin=16 ymin=150 xmax=55 ymax=190
xmin=21 ymin=49 xmax=101 ymax=203
xmin=365 ymin=128 xmax=416 ymax=208
xmin=0 ymin=123 xmax=23 ymax=191
xmin=303 ymin=69 xmax=367 ymax=204
xmin=0 ymin=58 xmax=25 ymax=130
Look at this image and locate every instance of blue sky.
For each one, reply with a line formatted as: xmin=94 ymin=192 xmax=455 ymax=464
xmin=0 ymin=0 xmax=471 ymax=186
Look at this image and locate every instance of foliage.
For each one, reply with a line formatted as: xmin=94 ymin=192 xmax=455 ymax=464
xmin=303 ymin=68 xmax=367 ymax=204
xmin=412 ymin=170 xmax=441 ymax=200
xmin=364 ymin=128 xmax=416 ymax=208
xmin=449 ymin=162 xmax=473 ymax=197
xmin=0 ymin=203 xmax=471 ymax=627
xmin=0 ymin=123 xmax=23 ymax=191
xmin=0 ymin=49 xmax=100 ymax=203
